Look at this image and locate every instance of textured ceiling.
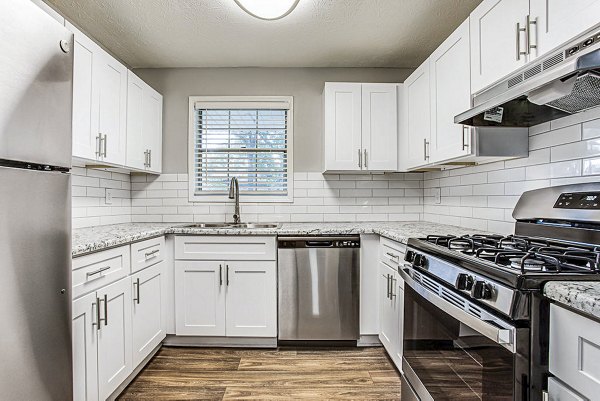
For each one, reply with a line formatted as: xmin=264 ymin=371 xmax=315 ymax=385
xmin=46 ymin=0 xmax=481 ymax=68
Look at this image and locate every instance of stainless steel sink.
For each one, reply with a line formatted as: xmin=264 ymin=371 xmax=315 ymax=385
xmin=183 ymin=222 xmax=280 ymax=229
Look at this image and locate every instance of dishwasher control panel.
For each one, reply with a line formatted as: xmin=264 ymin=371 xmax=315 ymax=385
xmin=278 ymin=236 xmax=361 ymax=248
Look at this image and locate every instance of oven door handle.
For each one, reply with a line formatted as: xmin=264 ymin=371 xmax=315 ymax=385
xmin=400 ymin=266 xmax=517 ymax=353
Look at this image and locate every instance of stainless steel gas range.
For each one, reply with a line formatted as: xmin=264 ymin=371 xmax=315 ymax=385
xmin=400 ymin=183 xmax=600 ymax=401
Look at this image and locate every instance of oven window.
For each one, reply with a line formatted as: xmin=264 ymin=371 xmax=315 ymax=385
xmin=403 ymin=285 xmax=516 ymax=400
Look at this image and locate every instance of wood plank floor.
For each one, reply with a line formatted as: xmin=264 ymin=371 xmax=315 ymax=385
xmin=118 ymin=346 xmax=402 ymax=400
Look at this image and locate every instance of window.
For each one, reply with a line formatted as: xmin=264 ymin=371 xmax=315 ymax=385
xmin=188 ymin=96 xmax=293 ymax=202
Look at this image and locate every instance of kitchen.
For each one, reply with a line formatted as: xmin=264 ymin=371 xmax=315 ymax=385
xmin=2 ymin=0 xmax=600 ymax=400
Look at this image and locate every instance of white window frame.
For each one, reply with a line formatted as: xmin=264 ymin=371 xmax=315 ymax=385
xmin=188 ymin=96 xmax=294 ymax=203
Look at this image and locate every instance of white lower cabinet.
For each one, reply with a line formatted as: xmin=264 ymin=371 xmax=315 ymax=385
xmin=378 ymin=262 xmax=403 ymax=368
xmin=174 ymin=259 xmax=277 ymax=337
xmin=131 ymin=262 xmax=166 ymax=367
xmin=174 ymin=261 xmax=226 ymax=336
xmin=97 ymin=277 xmax=133 ymax=400
xmin=72 ymin=277 xmax=133 ymax=401
xmin=72 ymin=292 xmax=99 ymax=401
xmin=72 ymin=237 xmax=166 ymax=401
xmin=225 ymin=261 xmax=277 ymax=337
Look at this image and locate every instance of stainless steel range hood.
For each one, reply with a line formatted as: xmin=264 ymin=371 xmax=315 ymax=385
xmin=456 ymin=28 xmax=600 ymax=127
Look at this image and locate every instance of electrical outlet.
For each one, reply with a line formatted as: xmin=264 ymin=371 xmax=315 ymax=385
xmin=434 ymin=187 xmax=441 ymax=204
xmin=105 ymin=188 xmax=113 ymax=205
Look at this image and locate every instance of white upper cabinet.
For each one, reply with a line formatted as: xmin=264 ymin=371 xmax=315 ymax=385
xmin=126 ymin=71 xmax=163 ymax=174
xmin=402 ymin=62 xmax=431 ymax=169
xmin=470 ymin=0 xmax=530 ymax=93
xmin=323 ymin=83 xmax=363 ymax=171
xmin=429 ymin=19 xmax=472 ymax=163
xmin=96 ymin=51 xmax=128 ymax=166
xmin=68 ymin=21 xmax=99 ymax=161
xmin=530 ymin=0 xmax=600 ymax=56
xmin=68 ymin=21 xmax=162 ymax=172
xmin=323 ymin=82 xmax=398 ymax=172
xmin=362 ymin=84 xmax=398 ymax=171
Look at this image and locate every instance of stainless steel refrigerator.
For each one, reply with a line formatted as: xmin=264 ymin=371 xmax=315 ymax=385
xmin=0 ymin=1 xmax=74 ymax=399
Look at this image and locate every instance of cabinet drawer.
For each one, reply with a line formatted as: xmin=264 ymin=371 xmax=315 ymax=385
xmin=175 ymin=236 xmax=276 ymax=261
xmin=379 ymin=237 xmax=405 ymax=268
xmin=549 ymin=304 xmax=600 ymax=399
xmin=72 ymin=246 xmax=130 ymax=299
xmin=130 ymin=236 xmax=165 ymax=273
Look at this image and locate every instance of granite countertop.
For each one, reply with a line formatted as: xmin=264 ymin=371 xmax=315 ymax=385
xmin=544 ymin=281 xmax=600 ymax=321
xmin=72 ymin=221 xmax=486 ymax=257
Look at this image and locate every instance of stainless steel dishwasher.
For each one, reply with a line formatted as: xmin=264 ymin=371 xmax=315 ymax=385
xmin=277 ymin=236 xmax=360 ymax=342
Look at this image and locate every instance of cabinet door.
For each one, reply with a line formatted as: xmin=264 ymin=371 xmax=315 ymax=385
xmin=144 ymin=85 xmax=163 ymax=174
xmin=126 ymin=71 xmax=146 ymax=170
xmin=97 ymin=277 xmax=132 ymax=401
xmin=225 ymin=261 xmax=277 ymax=337
xmin=404 ymin=61 xmax=431 ymax=169
xmin=378 ymin=263 xmax=398 ymax=353
xmin=67 ymin=22 xmax=99 ymax=161
xmin=470 ymin=0 xmax=530 ymax=93
xmin=72 ymin=292 xmax=99 ymax=401
xmin=323 ymin=83 xmax=363 ymax=171
xmin=95 ymin=50 xmax=127 ymax=165
xmin=362 ymin=84 xmax=398 ymax=171
xmin=174 ymin=261 xmax=226 ymax=336
xmin=430 ymin=19 xmax=472 ymax=163
xmin=131 ymin=262 xmax=166 ymax=367
xmin=531 ymin=0 xmax=600 ymax=56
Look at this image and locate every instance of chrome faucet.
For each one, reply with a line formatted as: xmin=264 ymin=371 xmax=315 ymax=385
xmin=228 ymin=177 xmax=241 ymax=224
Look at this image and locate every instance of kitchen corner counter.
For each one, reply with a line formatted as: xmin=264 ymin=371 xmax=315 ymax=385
xmin=544 ymin=281 xmax=600 ymax=321
xmin=72 ymin=221 xmax=488 ymax=257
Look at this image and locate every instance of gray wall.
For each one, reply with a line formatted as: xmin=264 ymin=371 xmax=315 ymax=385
xmin=134 ymin=67 xmax=412 ymax=173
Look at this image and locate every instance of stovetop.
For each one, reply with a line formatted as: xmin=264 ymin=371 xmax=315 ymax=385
xmin=408 ymin=234 xmax=600 ymax=291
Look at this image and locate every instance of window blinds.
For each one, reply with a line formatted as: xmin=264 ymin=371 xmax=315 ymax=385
xmin=193 ymin=108 xmax=289 ymax=195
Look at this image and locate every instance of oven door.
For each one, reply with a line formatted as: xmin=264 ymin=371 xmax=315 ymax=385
xmin=400 ymin=265 xmax=529 ymax=401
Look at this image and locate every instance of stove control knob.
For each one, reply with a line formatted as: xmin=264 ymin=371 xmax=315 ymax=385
xmin=413 ymin=254 xmax=426 ymax=268
xmin=471 ymin=280 xmax=493 ymax=300
xmin=455 ymin=273 xmax=474 ymax=291
xmin=405 ymin=250 xmax=415 ymax=262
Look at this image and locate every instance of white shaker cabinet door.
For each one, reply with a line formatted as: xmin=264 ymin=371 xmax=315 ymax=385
xmin=323 ymin=83 xmax=363 ymax=171
xmin=96 ymin=49 xmax=127 ymax=166
xmin=131 ymin=262 xmax=166 ymax=367
xmin=96 ymin=277 xmax=132 ymax=401
xmin=470 ymin=0 xmax=530 ymax=93
xmin=361 ymin=83 xmax=398 ymax=171
xmin=403 ymin=61 xmax=431 ymax=169
xmin=144 ymin=84 xmax=163 ymax=174
xmin=531 ymin=0 xmax=600 ymax=56
xmin=126 ymin=71 xmax=146 ymax=170
xmin=72 ymin=292 xmax=99 ymax=401
xmin=225 ymin=261 xmax=277 ymax=337
xmin=429 ymin=19 xmax=472 ymax=163
xmin=174 ymin=261 xmax=226 ymax=336
xmin=67 ymin=21 xmax=99 ymax=161
xmin=378 ymin=262 xmax=398 ymax=354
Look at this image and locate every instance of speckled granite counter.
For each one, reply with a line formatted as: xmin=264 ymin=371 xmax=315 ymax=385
xmin=72 ymin=221 xmax=487 ymax=257
xmin=544 ymin=281 xmax=600 ymax=321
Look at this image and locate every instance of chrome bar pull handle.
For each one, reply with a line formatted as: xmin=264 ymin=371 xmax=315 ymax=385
xmin=133 ymin=278 xmax=140 ymax=304
xmin=391 ymin=277 xmax=397 ymax=298
xmin=148 ymin=149 xmax=152 ymax=167
xmin=96 ymin=135 xmax=101 ymax=157
xmin=386 ymin=274 xmax=391 ymax=299
xmin=462 ymin=126 xmax=470 ymax=151
xmin=103 ymin=134 xmax=108 ymax=157
xmin=226 ymin=265 xmax=230 ymax=286
xmin=424 ymin=139 xmax=430 ymax=160
xmin=358 ymin=149 xmax=362 ymax=168
xmin=143 ymin=150 xmax=148 ymax=167
xmin=98 ymin=294 xmax=108 ymax=326
xmin=516 ymin=22 xmax=527 ymax=60
xmin=144 ymin=249 xmax=159 ymax=259
xmin=93 ymin=299 xmax=101 ymax=331
xmin=86 ymin=266 xmax=110 ymax=277
xmin=527 ymin=15 xmax=537 ymax=54
xmin=363 ymin=149 xmax=368 ymax=169
xmin=386 ymin=252 xmax=399 ymax=260
xmin=219 ymin=264 xmax=223 ymax=286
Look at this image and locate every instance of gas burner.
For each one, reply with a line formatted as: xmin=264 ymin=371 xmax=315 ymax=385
xmin=509 ymin=257 xmax=546 ymax=271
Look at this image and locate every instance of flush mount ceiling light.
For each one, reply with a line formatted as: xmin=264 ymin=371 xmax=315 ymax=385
xmin=233 ymin=0 xmax=300 ymax=20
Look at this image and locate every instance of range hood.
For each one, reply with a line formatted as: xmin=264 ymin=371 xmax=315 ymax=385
xmin=456 ymin=28 xmax=600 ymax=127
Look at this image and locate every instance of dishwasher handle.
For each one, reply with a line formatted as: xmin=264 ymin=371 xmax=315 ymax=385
xmin=305 ymin=241 xmax=333 ymax=247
